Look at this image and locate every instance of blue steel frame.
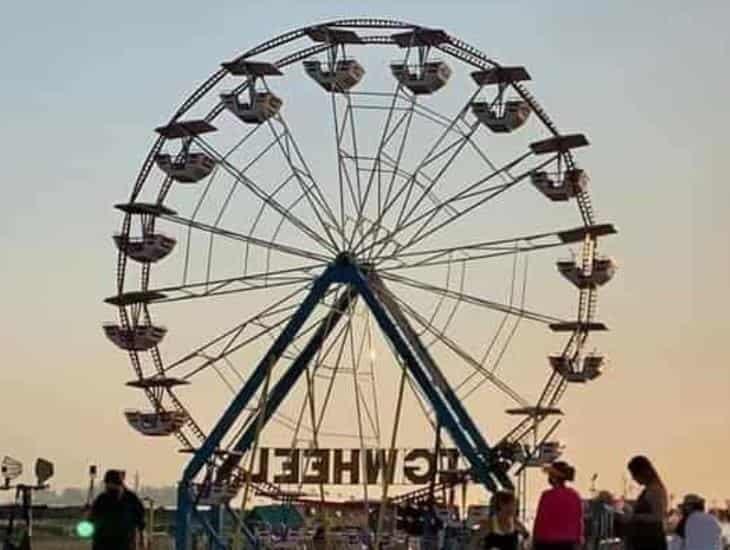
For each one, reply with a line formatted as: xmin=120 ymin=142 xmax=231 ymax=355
xmin=175 ymin=256 xmax=511 ymax=549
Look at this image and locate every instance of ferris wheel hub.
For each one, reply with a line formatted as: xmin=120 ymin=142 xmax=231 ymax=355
xmin=334 ymin=251 xmax=356 ymax=265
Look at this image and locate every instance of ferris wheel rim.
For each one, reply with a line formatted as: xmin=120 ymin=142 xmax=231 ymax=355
xmin=107 ymin=17 xmax=614 ymax=497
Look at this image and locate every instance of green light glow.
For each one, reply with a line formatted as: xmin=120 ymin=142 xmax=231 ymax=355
xmin=75 ymin=520 xmax=95 ymax=539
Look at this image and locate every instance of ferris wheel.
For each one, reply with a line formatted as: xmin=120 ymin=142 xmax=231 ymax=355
xmin=103 ymin=18 xmax=617 ymax=546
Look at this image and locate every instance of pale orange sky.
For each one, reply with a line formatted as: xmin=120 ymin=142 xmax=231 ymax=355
xmin=0 ymin=0 xmax=728 ymax=507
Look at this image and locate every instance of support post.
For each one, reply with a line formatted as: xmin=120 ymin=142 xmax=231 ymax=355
xmin=175 ymin=483 xmax=193 ymax=550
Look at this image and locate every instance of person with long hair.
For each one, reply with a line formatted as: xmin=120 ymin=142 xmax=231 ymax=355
xmin=624 ymin=455 xmax=668 ymax=550
xmin=470 ymin=491 xmax=528 ymax=550
xmin=532 ymin=461 xmax=584 ymax=550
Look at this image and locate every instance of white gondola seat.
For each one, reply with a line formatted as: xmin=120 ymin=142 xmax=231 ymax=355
xmin=549 ymin=354 xmax=575 ymax=376
xmin=103 ymin=324 xmax=167 ymax=351
xmin=550 ymin=354 xmax=604 ymax=382
xmin=304 ymin=59 xmax=365 ymax=92
xmin=124 ymin=409 xmax=186 ymax=436
xmin=557 ymin=256 xmax=617 ymax=288
xmin=513 ymin=440 xmax=563 ymax=467
xmin=550 ymin=354 xmax=589 ymax=383
xmin=591 ymin=257 xmax=617 ymax=286
xmin=526 ymin=441 xmax=563 ymax=466
xmin=390 ymin=61 xmax=451 ymax=95
xmin=113 ymin=233 xmax=176 ymax=263
xmin=531 ymin=168 xmax=589 ymax=201
xmin=581 ymin=354 xmax=605 ymax=380
xmin=194 ymin=482 xmax=239 ymax=505
xmin=155 ymin=152 xmax=215 ymax=183
xmin=509 ymin=443 xmax=529 ymax=463
xmin=220 ymin=91 xmax=282 ymax=124
xmin=471 ymin=100 xmax=531 ymax=133
xmin=556 ymin=259 xmax=584 ymax=287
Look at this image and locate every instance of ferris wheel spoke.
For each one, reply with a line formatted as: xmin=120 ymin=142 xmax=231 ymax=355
xmin=377 ymin=237 xmax=564 ymax=273
xmin=164 ymin=286 xmax=314 ymax=376
xmin=385 ymin=89 xmax=476 ymax=226
xmin=389 ymin=291 xmax=528 ymax=407
xmin=191 ymin=135 xmax=339 ymax=253
xmin=386 ymin=99 xmax=480 ymax=227
xmin=344 ymin=93 xmax=365 ymax=229
xmin=162 ymin=214 xmax=330 ymax=263
xmin=375 ymin=106 xmax=417 ymax=217
xmin=259 ymin=70 xmax=342 ymax=236
xmin=380 ymin=271 xmax=562 ymax=324
xmin=345 ymin=301 xmax=371 ymax=502
xmin=388 ymin=153 xmax=555 ymax=257
xmin=346 ymin=88 xmax=417 ymax=250
xmin=419 ymin=255 xmax=466 ymax=351
xmin=454 ymin=273 xmax=526 ymax=399
xmin=284 ymin=298 xmax=352 ymax=458
xmin=361 ymin=150 xmax=536 ymax=259
xmin=147 ymin=267 xmax=320 ymax=304
xmin=165 ymin=287 xmax=346 ymax=383
xmin=261 ymin=288 xmax=357 ymax=452
xmin=351 ymin=96 xmax=479 ymax=256
xmin=329 ymin=94 xmax=362 ymax=246
xmin=265 ymin=112 xmax=344 ymax=243
xmin=347 ymin=305 xmax=380 ymax=443
xmin=379 ymin=152 xmax=460 ymax=217
xmin=484 ymin=252 xmax=528 ymax=375
xmin=392 ymin=122 xmax=479 ymax=229
xmin=348 ymin=42 xmax=419 ymax=246
xmin=347 ymin=152 xmax=462 ymax=265
xmin=313 ymin=304 xmax=354 ymax=435
xmin=180 ymin=302 xmax=330 ymax=383
xmin=410 ymin=95 xmax=474 ymax=135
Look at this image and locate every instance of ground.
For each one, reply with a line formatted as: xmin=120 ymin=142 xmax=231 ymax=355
xmin=31 ymin=534 xmax=173 ymax=549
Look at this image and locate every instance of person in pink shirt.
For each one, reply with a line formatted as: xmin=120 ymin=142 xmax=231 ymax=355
xmin=532 ymin=460 xmax=584 ymax=550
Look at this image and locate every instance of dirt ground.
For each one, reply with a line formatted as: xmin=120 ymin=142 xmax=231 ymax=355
xmin=29 ymin=534 xmax=173 ymax=549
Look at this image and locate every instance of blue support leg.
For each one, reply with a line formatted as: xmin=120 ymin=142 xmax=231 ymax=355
xmin=176 ymin=267 xmax=336 ymax=549
xmin=175 ymin=483 xmax=193 ymax=550
xmin=209 ymin=505 xmax=224 ymax=548
xmin=349 ymin=267 xmax=499 ymax=492
xmin=369 ymin=272 xmax=513 ymax=490
xmin=217 ymin=287 xmax=358 ymax=476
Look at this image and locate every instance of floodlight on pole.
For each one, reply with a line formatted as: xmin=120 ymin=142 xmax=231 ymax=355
xmin=34 ymin=458 xmax=54 ymax=488
xmin=1 ymin=456 xmax=23 ymax=489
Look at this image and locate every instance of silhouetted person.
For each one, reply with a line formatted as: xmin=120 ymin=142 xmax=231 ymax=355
xmin=532 ymin=461 xmax=583 ymax=550
xmin=623 ymin=455 xmax=668 ymax=550
xmin=676 ymin=494 xmax=722 ymax=550
xmin=89 ymin=469 xmax=147 ymax=550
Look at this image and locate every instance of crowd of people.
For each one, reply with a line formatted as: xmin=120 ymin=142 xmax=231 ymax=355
xmin=469 ymin=455 xmax=725 ymax=550
xmin=84 ymin=458 xmax=726 ymax=550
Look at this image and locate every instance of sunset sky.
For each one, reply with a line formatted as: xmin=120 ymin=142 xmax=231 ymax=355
xmin=1 ymin=0 xmax=728 ymax=508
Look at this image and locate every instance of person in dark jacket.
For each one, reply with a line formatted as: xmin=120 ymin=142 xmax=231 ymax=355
xmin=622 ymin=455 xmax=668 ymax=550
xmin=89 ymin=469 xmax=147 ymax=550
